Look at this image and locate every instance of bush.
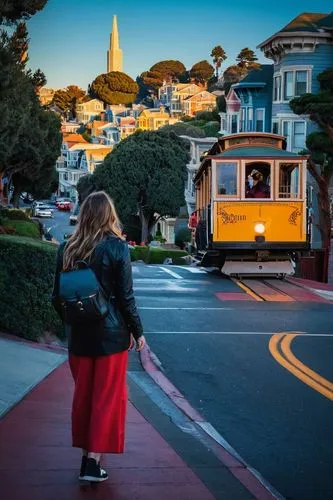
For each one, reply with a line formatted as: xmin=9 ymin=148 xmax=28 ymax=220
xmin=3 ymin=219 xmax=40 ymax=239
xmin=146 ymin=247 xmax=188 ymax=264
xmin=130 ymin=245 xmax=149 ymax=262
xmin=0 ymin=236 xmax=63 ymax=341
xmin=0 ymin=208 xmax=30 ymax=221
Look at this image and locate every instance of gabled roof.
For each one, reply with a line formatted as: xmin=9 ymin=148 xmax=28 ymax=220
xmin=183 ymin=91 xmax=216 ymax=101
xmin=63 ymin=133 xmax=88 ymax=144
xmin=233 ymin=65 xmax=273 ymax=89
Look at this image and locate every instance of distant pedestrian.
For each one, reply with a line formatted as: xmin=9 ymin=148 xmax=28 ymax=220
xmin=52 ymin=191 xmax=145 ymax=483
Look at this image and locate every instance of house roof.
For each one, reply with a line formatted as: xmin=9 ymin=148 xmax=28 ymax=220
xmin=233 ymin=65 xmax=274 ymax=89
xmin=258 ymin=12 xmax=332 ymax=48
xmin=183 ymin=91 xmax=216 ymax=101
xmin=279 ymin=12 xmax=329 ymax=32
xmin=215 ymin=146 xmax=305 ymax=158
xmin=63 ymin=133 xmax=88 ymax=144
xmin=69 ymin=143 xmax=112 ymax=151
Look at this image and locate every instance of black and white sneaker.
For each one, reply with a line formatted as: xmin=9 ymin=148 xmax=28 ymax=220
xmin=78 ymin=455 xmax=88 ymax=480
xmin=80 ymin=458 xmax=108 ymax=482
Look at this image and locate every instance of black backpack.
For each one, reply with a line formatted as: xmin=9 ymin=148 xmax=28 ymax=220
xmin=58 ymin=261 xmax=109 ymax=324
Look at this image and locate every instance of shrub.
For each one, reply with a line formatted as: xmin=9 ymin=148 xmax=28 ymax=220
xmin=3 ymin=219 xmax=40 ymax=239
xmin=0 ymin=236 xmax=63 ymax=341
xmin=130 ymin=245 xmax=149 ymax=262
xmin=146 ymin=247 xmax=188 ymax=264
xmin=0 ymin=208 xmax=30 ymax=221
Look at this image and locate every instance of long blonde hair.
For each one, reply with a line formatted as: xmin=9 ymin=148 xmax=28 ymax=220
xmin=63 ymin=191 xmax=123 ymax=271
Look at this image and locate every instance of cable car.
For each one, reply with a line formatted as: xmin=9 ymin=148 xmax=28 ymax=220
xmin=192 ymin=132 xmax=309 ymax=276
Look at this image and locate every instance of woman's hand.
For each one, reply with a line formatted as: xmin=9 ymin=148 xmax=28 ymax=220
xmin=128 ymin=334 xmax=146 ymax=352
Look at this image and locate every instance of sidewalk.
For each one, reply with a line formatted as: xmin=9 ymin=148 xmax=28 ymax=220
xmin=1 ymin=335 xmax=237 ymax=500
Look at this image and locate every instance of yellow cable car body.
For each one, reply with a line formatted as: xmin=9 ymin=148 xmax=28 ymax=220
xmin=193 ymin=133 xmax=309 ymax=276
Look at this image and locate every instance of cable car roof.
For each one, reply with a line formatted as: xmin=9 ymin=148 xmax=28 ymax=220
xmin=215 ymin=146 xmax=308 ymax=158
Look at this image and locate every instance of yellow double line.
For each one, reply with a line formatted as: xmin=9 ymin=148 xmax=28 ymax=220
xmin=269 ymin=333 xmax=333 ymax=401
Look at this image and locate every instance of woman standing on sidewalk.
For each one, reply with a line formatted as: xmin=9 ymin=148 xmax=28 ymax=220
xmin=52 ymin=191 xmax=145 ymax=483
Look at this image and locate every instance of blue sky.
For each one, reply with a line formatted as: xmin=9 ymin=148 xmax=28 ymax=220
xmin=27 ymin=0 xmax=333 ymax=90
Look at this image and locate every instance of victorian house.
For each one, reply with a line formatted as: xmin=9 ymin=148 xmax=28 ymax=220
xmin=221 ymin=65 xmax=273 ymax=135
xmin=258 ymin=12 xmax=333 ymax=153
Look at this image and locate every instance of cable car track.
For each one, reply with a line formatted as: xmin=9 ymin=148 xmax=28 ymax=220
xmin=232 ymin=277 xmax=297 ymax=302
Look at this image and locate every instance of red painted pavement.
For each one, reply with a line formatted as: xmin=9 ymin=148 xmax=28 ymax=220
xmin=0 ymin=363 xmax=214 ymax=500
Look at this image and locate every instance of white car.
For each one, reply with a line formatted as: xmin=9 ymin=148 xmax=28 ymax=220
xmin=34 ymin=205 xmax=53 ymax=218
xmin=32 ymin=201 xmax=54 ymax=217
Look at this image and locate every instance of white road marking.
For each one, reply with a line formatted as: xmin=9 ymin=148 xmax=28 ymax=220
xmin=138 ymin=307 xmax=234 ymax=310
xmin=172 ymin=266 xmax=207 ymax=274
xmin=144 ymin=331 xmax=333 ymax=337
xmin=159 ymin=267 xmax=183 ymax=279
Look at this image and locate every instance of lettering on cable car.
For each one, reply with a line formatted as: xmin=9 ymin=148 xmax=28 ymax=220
xmin=217 ymin=208 xmax=247 ymax=224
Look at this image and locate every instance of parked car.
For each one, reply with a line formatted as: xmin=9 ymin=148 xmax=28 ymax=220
xmin=57 ymin=201 xmax=72 ymax=211
xmin=32 ymin=201 xmax=54 ymax=217
xmin=34 ymin=206 xmax=53 ymax=218
xmin=69 ymin=203 xmax=80 ymax=225
xmin=55 ymin=197 xmax=72 ymax=208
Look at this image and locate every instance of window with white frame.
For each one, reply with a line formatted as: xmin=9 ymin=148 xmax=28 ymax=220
xmin=230 ymin=114 xmax=239 ymax=134
xmin=216 ymin=162 xmax=238 ymax=196
xmin=273 ymin=75 xmax=281 ymax=102
xmin=255 ymin=109 xmax=265 ymax=132
xmin=282 ymin=68 xmax=310 ymax=101
xmin=248 ymin=108 xmax=253 ymax=131
xmin=293 ymin=121 xmax=306 ymax=149
xmin=241 ymin=108 xmax=246 ymax=132
xmin=278 ymin=163 xmax=300 ymax=198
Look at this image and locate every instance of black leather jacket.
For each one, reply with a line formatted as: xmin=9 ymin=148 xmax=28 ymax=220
xmin=52 ymin=234 xmax=143 ymax=356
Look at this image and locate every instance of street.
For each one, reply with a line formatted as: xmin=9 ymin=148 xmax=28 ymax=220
xmin=43 ymin=207 xmax=73 ymax=243
xmin=132 ymin=264 xmax=333 ymax=500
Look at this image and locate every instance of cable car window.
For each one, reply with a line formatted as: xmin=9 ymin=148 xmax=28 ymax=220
xmin=245 ymin=163 xmax=270 ymax=199
xmin=216 ymin=163 xmax=238 ymax=196
xmin=279 ymin=163 xmax=299 ymax=198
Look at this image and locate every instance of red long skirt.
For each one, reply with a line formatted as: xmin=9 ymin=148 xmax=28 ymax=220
xmin=69 ymin=350 xmax=128 ymax=453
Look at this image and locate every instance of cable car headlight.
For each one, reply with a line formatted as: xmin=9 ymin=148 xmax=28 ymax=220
xmin=254 ymin=223 xmax=265 ymax=234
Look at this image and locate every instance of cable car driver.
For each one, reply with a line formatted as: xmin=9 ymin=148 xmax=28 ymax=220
xmin=246 ymin=169 xmax=270 ymax=199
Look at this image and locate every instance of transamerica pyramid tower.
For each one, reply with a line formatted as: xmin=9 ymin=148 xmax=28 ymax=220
xmin=107 ymin=15 xmax=123 ymax=73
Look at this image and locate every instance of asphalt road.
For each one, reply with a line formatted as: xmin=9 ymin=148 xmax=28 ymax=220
xmin=133 ymin=264 xmax=333 ymax=500
xmin=42 ymin=207 xmax=74 ymax=243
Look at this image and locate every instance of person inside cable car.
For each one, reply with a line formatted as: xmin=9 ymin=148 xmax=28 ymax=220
xmin=245 ymin=169 xmax=270 ymax=199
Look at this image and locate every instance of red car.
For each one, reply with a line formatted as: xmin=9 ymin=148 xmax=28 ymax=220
xmin=57 ymin=201 xmax=72 ymax=211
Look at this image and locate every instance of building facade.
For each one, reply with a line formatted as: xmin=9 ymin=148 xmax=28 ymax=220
xmin=258 ymin=12 xmax=333 ymax=153
xmin=180 ymin=136 xmax=218 ymax=215
xmin=221 ymin=65 xmax=273 ymax=135
xmin=137 ymin=107 xmax=179 ymax=131
xmin=182 ymin=90 xmax=217 ymax=117
xmin=76 ymin=99 xmax=104 ymax=124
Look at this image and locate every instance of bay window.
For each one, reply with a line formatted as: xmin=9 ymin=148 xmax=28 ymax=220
xmin=283 ymin=71 xmax=294 ymax=100
xmin=255 ymin=109 xmax=264 ymax=132
xmin=282 ymin=68 xmax=310 ymax=101
xmin=273 ymin=75 xmax=281 ymax=101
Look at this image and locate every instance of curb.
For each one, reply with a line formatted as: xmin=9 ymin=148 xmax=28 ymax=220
xmin=0 ymin=331 xmax=67 ymax=354
xmin=140 ymin=343 xmax=284 ymax=500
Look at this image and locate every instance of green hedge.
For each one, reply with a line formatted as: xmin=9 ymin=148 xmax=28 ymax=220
xmin=130 ymin=245 xmax=188 ymax=264
xmin=130 ymin=246 xmax=150 ymax=262
xmin=0 ymin=208 xmax=30 ymax=220
xmin=0 ymin=236 xmax=63 ymax=341
xmin=2 ymin=219 xmax=40 ymax=239
xmin=146 ymin=247 xmax=188 ymax=264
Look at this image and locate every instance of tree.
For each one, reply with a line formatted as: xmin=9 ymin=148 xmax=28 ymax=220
xmin=0 ymin=0 xmax=47 ymax=24
xmin=31 ymin=68 xmax=47 ymax=90
xmin=211 ymin=45 xmax=227 ymax=78
xmin=140 ymin=60 xmax=186 ymax=93
xmin=236 ymin=48 xmax=260 ymax=74
xmin=90 ymin=71 xmax=138 ymax=106
xmin=221 ymin=65 xmax=243 ymax=94
xmin=52 ymin=85 xmax=85 ymax=119
xmin=290 ymin=68 xmax=333 ymax=271
xmin=160 ymin=123 xmax=206 ymax=138
xmin=8 ymin=22 xmax=29 ymax=64
xmin=190 ymin=60 xmax=214 ymax=85
xmin=92 ymin=131 xmax=189 ymax=242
